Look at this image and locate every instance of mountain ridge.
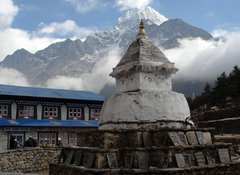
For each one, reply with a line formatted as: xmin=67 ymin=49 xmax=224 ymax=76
xmin=0 ymin=7 xmax=213 ymax=93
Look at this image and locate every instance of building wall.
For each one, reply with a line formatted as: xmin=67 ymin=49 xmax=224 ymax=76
xmin=0 ymin=128 xmax=8 ymax=151
xmin=0 ymin=96 xmax=103 ymax=151
xmin=0 ymin=147 xmax=60 ymax=173
xmin=0 ymin=127 xmax=97 ymax=151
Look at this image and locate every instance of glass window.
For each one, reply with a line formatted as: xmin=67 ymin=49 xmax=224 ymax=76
xmin=38 ymin=132 xmax=57 ymax=146
xmin=18 ymin=105 xmax=35 ymax=119
xmin=43 ymin=106 xmax=59 ymax=120
xmin=90 ymin=108 xmax=101 ymax=120
xmin=0 ymin=105 xmax=9 ymax=119
xmin=68 ymin=107 xmax=83 ymax=120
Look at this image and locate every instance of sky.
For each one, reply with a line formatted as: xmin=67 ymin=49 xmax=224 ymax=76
xmin=0 ymin=0 xmax=240 ymax=92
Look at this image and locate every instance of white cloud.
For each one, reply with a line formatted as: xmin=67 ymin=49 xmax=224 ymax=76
xmin=65 ymin=0 xmax=108 ymax=13
xmin=0 ymin=0 xmax=18 ymax=29
xmin=211 ymin=29 xmax=229 ymax=38
xmin=46 ymin=48 xmax=120 ymax=92
xmin=116 ymin=0 xmax=152 ymax=10
xmin=0 ymin=66 xmax=30 ymax=86
xmin=163 ymin=31 xmax=240 ymax=82
xmin=0 ymin=0 xmax=94 ymax=61
xmin=0 ymin=28 xmax=62 ymax=61
xmin=38 ymin=20 xmax=95 ymax=39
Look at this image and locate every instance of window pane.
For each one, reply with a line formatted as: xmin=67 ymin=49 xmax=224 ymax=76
xmin=68 ymin=108 xmax=82 ymax=120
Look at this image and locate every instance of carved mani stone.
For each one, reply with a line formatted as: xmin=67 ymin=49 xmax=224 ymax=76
xmin=159 ymin=152 xmax=169 ymax=168
xmin=207 ymin=156 xmax=216 ymax=165
xmin=124 ymin=154 xmax=133 ymax=168
xmin=194 ymin=152 xmax=206 ymax=166
xmin=218 ymin=148 xmax=231 ymax=163
xmin=64 ymin=150 xmax=74 ymax=165
xmin=107 ymin=153 xmax=118 ymax=168
xmin=138 ymin=152 xmax=149 ymax=169
xmin=186 ymin=131 xmax=198 ymax=145
xmin=175 ymin=153 xmax=186 ymax=168
xmin=83 ymin=152 xmax=95 ymax=168
xmin=196 ymin=131 xmax=205 ymax=145
xmin=74 ymin=151 xmax=83 ymax=166
xmin=203 ymin=132 xmax=212 ymax=144
xmin=178 ymin=132 xmax=189 ymax=145
xmin=168 ymin=132 xmax=180 ymax=146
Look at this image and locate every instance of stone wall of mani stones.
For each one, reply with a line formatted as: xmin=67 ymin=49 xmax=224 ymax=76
xmin=0 ymin=147 xmax=60 ymax=173
xmin=49 ymin=128 xmax=240 ymax=175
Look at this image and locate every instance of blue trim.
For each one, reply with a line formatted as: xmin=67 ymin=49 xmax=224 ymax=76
xmin=0 ymin=84 xmax=105 ymax=102
xmin=0 ymin=119 xmax=99 ymax=128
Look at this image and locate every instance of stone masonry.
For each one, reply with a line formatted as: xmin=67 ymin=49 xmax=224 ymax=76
xmin=0 ymin=147 xmax=60 ymax=173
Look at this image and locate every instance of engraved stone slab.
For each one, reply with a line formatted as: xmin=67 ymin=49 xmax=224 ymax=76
xmin=194 ymin=152 xmax=206 ymax=166
xmin=168 ymin=132 xmax=180 ymax=146
xmin=183 ymin=154 xmax=192 ymax=167
xmin=143 ymin=132 xmax=153 ymax=147
xmin=83 ymin=152 xmax=95 ymax=168
xmin=64 ymin=150 xmax=74 ymax=165
xmin=218 ymin=148 xmax=230 ymax=163
xmin=175 ymin=153 xmax=185 ymax=168
xmin=74 ymin=151 xmax=82 ymax=166
xmin=137 ymin=152 xmax=149 ymax=169
xmin=124 ymin=154 xmax=133 ymax=168
xmin=159 ymin=152 xmax=169 ymax=168
xmin=107 ymin=153 xmax=118 ymax=168
xmin=203 ymin=132 xmax=212 ymax=144
xmin=196 ymin=131 xmax=205 ymax=145
xmin=207 ymin=156 xmax=216 ymax=165
xmin=178 ymin=132 xmax=188 ymax=145
xmin=186 ymin=131 xmax=198 ymax=145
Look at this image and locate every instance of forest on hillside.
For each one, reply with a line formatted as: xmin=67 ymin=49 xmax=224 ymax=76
xmin=189 ymin=65 xmax=240 ymax=110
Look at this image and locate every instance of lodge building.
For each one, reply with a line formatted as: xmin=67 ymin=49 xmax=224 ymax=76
xmin=0 ymin=84 xmax=104 ymax=151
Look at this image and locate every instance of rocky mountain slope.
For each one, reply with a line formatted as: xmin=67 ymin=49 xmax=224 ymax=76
xmin=0 ymin=7 xmax=213 ymax=91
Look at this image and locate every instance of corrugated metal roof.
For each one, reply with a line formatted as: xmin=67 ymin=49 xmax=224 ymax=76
xmin=0 ymin=84 xmax=105 ymax=102
xmin=0 ymin=119 xmax=99 ymax=127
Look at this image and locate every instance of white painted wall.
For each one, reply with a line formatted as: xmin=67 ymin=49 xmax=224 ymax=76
xmin=11 ymin=103 xmax=17 ymax=119
xmin=37 ymin=104 xmax=42 ymax=120
xmin=139 ymin=72 xmax=172 ymax=91
xmin=116 ymin=72 xmax=172 ymax=93
xmin=84 ymin=106 xmax=89 ymax=120
xmin=61 ymin=105 xmax=67 ymax=120
xmin=116 ymin=73 xmax=140 ymax=93
xmin=100 ymin=91 xmax=190 ymax=130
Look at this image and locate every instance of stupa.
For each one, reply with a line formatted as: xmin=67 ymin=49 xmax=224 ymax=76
xmin=50 ymin=20 xmax=240 ymax=175
xmin=100 ymin=19 xmax=190 ymax=130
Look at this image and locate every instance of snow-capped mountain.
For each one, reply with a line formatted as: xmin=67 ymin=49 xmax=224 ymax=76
xmin=0 ymin=7 xmax=213 ymax=88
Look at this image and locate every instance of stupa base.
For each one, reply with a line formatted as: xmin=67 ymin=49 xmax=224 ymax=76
xmin=49 ymin=127 xmax=240 ymax=175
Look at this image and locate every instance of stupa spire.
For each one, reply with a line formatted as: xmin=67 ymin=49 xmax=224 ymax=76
xmin=137 ymin=19 xmax=146 ymax=37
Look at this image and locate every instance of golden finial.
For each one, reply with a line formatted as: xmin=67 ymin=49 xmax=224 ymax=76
xmin=138 ymin=19 xmax=146 ymax=37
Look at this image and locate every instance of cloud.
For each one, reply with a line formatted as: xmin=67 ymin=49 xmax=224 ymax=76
xmin=116 ymin=0 xmax=152 ymax=10
xmin=0 ymin=66 xmax=30 ymax=86
xmin=0 ymin=0 xmax=18 ymax=29
xmin=38 ymin=20 xmax=95 ymax=39
xmin=211 ymin=29 xmax=229 ymax=38
xmin=46 ymin=48 xmax=120 ymax=92
xmin=0 ymin=0 xmax=94 ymax=61
xmin=65 ymin=0 xmax=109 ymax=13
xmin=163 ymin=30 xmax=240 ymax=82
xmin=0 ymin=28 xmax=62 ymax=61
